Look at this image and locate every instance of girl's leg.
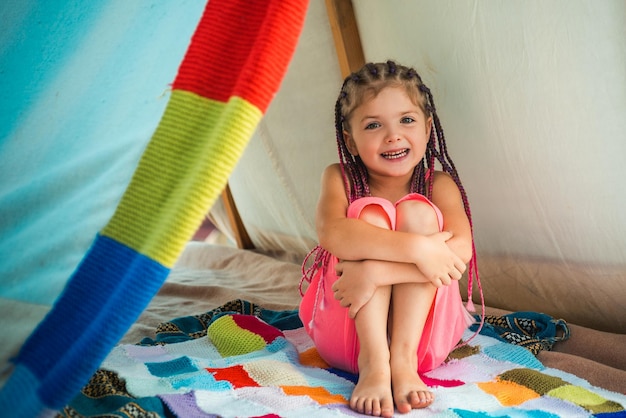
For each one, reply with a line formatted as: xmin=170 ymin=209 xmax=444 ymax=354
xmin=349 ymin=204 xmax=395 ymax=418
xmin=389 ymin=199 xmax=439 ymax=412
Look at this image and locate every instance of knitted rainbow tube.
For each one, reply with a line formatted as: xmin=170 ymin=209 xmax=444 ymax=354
xmin=0 ymin=0 xmax=308 ymax=415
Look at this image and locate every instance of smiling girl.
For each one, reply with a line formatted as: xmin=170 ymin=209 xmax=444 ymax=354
xmin=299 ymin=61 xmax=480 ymax=417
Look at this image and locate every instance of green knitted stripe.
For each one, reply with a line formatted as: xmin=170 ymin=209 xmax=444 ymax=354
xmin=102 ymin=90 xmax=261 ymax=266
xmin=498 ymin=369 xmax=566 ymax=395
xmin=548 ymin=385 xmax=624 ymax=413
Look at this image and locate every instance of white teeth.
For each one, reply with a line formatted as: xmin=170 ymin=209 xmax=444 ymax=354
xmin=382 ymin=149 xmax=408 ymax=159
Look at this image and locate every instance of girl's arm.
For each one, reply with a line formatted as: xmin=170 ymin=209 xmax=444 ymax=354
xmin=430 ymin=171 xmax=473 ymax=264
xmin=325 ymin=169 xmax=474 ymax=317
xmin=332 ymin=259 xmax=441 ymax=318
xmin=335 ymin=168 xmax=476 ymax=286
xmin=316 ymin=164 xmax=457 ymax=267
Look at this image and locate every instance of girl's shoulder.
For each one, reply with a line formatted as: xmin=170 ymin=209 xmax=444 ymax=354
xmin=432 ymin=170 xmax=452 ymax=181
xmin=426 ymin=169 xmax=453 ymax=183
xmin=323 ymin=163 xmax=342 ymax=175
xmin=320 ymin=163 xmax=347 ymax=190
xmin=321 ymin=163 xmax=346 ymax=185
xmin=431 ymin=170 xmax=462 ymax=200
xmin=320 ymin=164 xmax=353 ymax=203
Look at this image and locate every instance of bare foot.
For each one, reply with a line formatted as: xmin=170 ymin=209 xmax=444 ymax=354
xmin=350 ymin=365 xmax=395 ymax=417
xmin=391 ymin=363 xmax=434 ymax=413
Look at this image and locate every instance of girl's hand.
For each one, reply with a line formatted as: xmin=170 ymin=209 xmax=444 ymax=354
xmin=415 ymin=231 xmax=466 ymax=287
xmin=332 ymin=260 xmax=377 ymax=319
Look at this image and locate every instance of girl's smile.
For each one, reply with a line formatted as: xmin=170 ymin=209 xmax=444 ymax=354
xmin=381 ymin=148 xmax=409 ymax=160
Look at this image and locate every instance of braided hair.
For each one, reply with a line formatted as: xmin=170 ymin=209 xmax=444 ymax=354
xmin=333 ymin=60 xmax=481 ymax=312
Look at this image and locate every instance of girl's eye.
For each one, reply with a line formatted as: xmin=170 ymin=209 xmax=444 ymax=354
xmin=401 ymin=116 xmax=415 ymax=124
xmin=365 ymin=122 xmax=380 ymax=130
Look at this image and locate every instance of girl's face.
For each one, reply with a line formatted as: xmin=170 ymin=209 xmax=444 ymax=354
xmin=344 ymin=86 xmax=432 ymax=181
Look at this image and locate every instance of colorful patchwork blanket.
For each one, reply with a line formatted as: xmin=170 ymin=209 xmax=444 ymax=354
xmin=62 ymin=300 xmax=625 ymax=417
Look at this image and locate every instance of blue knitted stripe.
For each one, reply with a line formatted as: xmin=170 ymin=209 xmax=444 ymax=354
xmin=0 ymin=365 xmax=52 ymax=417
xmin=8 ymin=235 xmax=169 ymax=409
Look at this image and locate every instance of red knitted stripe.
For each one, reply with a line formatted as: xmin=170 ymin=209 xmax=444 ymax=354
xmin=173 ymin=0 xmax=308 ymax=112
xmin=206 ymin=365 xmax=259 ymax=389
xmin=231 ymin=314 xmax=284 ymax=344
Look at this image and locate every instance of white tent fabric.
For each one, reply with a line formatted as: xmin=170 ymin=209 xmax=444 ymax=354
xmin=217 ymin=0 xmax=626 ymax=331
xmin=225 ymin=0 xmax=626 ymax=264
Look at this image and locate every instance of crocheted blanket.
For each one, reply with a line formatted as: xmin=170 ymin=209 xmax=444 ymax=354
xmin=61 ymin=300 xmax=625 ymax=417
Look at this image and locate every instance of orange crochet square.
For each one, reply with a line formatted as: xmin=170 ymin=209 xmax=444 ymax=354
xmin=478 ymin=380 xmax=540 ymax=406
xmin=281 ymin=385 xmax=348 ymax=405
xmin=299 ymin=347 xmax=330 ymax=369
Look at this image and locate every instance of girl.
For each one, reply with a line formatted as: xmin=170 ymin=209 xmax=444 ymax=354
xmin=300 ymin=61 xmax=481 ymax=417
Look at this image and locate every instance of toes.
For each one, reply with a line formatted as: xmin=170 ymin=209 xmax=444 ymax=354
xmin=395 ymin=389 xmax=434 ymax=412
xmin=380 ymin=397 xmax=394 ymax=418
xmin=396 ymin=399 xmax=412 ymax=414
xmin=408 ymin=390 xmax=434 ymax=409
xmin=408 ymin=390 xmax=421 ymax=407
xmin=350 ymin=397 xmax=363 ymax=414
xmin=351 ymin=396 xmax=393 ymax=417
xmin=352 ymin=396 xmax=374 ymax=416
xmin=363 ymin=398 xmax=374 ymax=416
xmin=369 ymin=398 xmax=380 ymax=416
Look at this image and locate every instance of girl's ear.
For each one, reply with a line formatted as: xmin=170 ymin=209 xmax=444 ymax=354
xmin=426 ymin=116 xmax=433 ymax=138
xmin=344 ymin=130 xmax=358 ymax=156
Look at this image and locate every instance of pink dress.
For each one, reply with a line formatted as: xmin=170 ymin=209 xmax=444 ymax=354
xmin=299 ymin=193 xmax=474 ymax=374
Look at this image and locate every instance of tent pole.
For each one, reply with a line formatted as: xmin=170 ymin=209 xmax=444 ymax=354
xmin=325 ymin=0 xmax=365 ymax=77
xmin=222 ymin=184 xmax=255 ymax=249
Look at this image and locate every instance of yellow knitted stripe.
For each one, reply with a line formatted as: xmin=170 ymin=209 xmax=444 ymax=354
xmin=102 ymin=90 xmax=261 ymax=266
xmin=207 ymin=315 xmax=267 ymax=357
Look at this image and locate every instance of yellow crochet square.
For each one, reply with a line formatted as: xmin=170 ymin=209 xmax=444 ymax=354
xmin=243 ymin=359 xmax=309 ymax=387
xmin=207 ymin=315 xmax=267 ymax=356
xmin=548 ymin=385 xmax=624 ymax=414
xmin=102 ymin=90 xmax=261 ymax=266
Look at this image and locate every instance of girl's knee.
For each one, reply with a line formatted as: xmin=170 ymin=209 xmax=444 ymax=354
xmin=396 ymin=200 xmax=440 ymax=233
xmin=358 ymin=204 xmax=393 ymax=230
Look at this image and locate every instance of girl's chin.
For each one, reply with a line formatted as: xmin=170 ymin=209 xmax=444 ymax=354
xmin=370 ymin=167 xmax=416 ymax=179
xmin=379 ymin=157 xmax=419 ymax=170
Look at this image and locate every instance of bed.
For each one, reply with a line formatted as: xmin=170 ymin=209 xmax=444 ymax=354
xmin=55 ymin=241 xmax=625 ymax=417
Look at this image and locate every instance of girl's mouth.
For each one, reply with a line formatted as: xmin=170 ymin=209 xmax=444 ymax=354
xmin=381 ymin=149 xmax=409 ymax=160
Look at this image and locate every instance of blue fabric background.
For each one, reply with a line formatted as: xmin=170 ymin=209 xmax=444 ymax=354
xmin=0 ymin=0 xmax=205 ymax=304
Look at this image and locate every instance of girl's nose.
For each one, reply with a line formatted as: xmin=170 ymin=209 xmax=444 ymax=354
xmin=385 ymin=132 xmax=401 ymax=142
